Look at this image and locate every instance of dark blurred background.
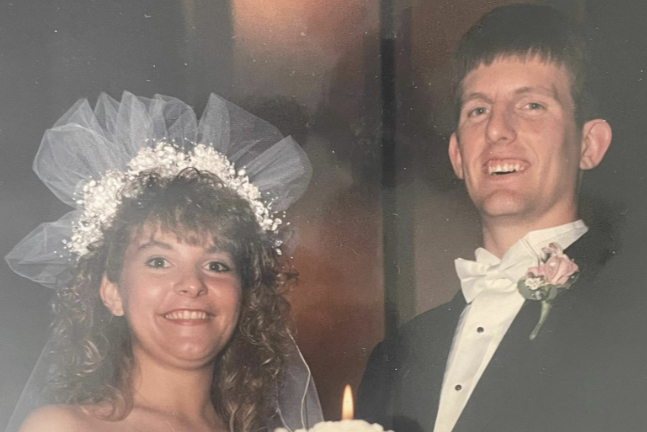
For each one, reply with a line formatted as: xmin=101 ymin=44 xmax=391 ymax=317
xmin=0 ymin=0 xmax=645 ymax=426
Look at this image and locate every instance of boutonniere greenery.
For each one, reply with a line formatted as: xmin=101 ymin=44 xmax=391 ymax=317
xmin=517 ymin=242 xmax=580 ymax=340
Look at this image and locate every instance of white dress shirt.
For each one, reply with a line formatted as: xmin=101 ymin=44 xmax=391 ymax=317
xmin=433 ymin=220 xmax=588 ymax=432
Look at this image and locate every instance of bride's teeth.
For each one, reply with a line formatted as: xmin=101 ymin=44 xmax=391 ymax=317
xmin=165 ymin=310 xmax=208 ymax=320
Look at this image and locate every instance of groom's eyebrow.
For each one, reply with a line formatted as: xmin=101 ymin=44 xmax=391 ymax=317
xmin=514 ymin=85 xmax=556 ymax=98
xmin=461 ymin=92 xmax=493 ymax=105
xmin=514 ymin=85 xmax=568 ymax=106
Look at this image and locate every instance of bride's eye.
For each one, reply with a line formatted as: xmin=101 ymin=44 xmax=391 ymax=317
xmin=146 ymin=257 xmax=169 ymax=269
xmin=207 ymin=261 xmax=231 ymax=273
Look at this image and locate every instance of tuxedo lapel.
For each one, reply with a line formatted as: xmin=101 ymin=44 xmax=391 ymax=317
xmin=394 ymin=291 xmax=466 ymax=432
xmin=453 ymin=228 xmax=612 ymax=432
xmin=424 ymin=293 xmax=468 ymax=422
xmin=452 ymin=298 xmax=543 ymax=432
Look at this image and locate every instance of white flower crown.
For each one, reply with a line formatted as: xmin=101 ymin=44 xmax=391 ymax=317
xmin=66 ymin=140 xmax=282 ymax=257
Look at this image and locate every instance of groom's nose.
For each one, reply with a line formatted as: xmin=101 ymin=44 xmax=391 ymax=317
xmin=486 ymin=105 xmax=517 ymax=145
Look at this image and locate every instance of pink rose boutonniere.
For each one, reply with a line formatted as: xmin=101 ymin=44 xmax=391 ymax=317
xmin=517 ymin=242 xmax=580 ymax=340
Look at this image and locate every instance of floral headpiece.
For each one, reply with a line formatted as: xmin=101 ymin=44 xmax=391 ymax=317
xmin=6 ymin=92 xmax=311 ymax=287
xmin=69 ymin=141 xmax=282 ymax=257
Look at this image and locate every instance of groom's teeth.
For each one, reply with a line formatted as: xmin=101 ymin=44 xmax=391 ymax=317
xmin=488 ymin=161 xmax=525 ymax=175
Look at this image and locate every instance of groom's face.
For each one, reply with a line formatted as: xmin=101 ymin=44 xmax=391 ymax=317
xmin=449 ymin=56 xmax=583 ymax=225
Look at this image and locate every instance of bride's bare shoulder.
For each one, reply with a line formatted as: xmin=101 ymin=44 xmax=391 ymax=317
xmin=19 ymin=404 xmax=106 ymax=432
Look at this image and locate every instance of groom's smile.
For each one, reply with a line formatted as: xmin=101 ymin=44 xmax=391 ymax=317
xmin=484 ymin=158 xmax=529 ymax=176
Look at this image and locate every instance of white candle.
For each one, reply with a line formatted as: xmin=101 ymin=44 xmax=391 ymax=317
xmin=275 ymin=384 xmax=393 ymax=432
xmin=342 ymin=384 xmax=354 ymax=420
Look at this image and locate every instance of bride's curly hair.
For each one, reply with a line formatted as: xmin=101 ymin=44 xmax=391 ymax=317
xmin=46 ymin=168 xmax=294 ymax=432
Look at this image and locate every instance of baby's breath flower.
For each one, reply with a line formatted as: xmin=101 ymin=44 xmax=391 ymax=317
xmin=68 ymin=141 xmax=280 ymax=258
xmin=525 ymin=277 xmax=545 ymax=291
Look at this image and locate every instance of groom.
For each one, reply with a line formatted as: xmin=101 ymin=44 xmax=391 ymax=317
xmin=357 ymin=4 xmax=647 ymax=432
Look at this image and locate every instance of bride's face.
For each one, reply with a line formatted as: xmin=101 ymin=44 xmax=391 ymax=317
xmin=100 ymin=224 xmax=243 ymax=370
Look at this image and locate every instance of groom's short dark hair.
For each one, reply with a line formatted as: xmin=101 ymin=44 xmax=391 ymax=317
xmin=453 ymin=4 xmax=593 ymax=126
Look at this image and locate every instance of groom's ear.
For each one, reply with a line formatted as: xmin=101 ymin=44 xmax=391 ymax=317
xmin=579 ymin=119 xmax=612 ymax=170
xmin=100 ymin=274 xmax=124 ymax=317
xmin=449 ymin=132 xmax=465 ymax=179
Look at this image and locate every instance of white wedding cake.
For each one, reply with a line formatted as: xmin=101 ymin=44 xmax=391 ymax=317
xmin=276 ymin=420 xmax=392 ymax=432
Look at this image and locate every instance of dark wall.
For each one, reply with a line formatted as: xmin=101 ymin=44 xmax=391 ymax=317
xmin=583 ymin=0 xmax=647 ymax=250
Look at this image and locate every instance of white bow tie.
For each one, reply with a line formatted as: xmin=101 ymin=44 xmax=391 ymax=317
xmin=455 ymin=252 xmax=538 ymax=304
xmin=454 ymin=222 xmax=588 ymax=304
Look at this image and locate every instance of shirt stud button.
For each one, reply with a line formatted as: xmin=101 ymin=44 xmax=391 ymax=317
xmin=477 ymin=327 xmax=484 ymax=333
xmin=455 ymin=384 xmax=462 ymax=391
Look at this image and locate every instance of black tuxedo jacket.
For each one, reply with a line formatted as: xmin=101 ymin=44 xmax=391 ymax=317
xmin=357 ymin=228 xmax=647 ymax=432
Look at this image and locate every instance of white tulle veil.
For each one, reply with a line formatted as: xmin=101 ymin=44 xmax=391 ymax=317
xmin=4 ymin=91 xmax=323 ymax=431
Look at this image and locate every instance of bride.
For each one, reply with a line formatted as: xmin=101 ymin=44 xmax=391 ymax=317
xmin=5 ymin=92 xmax=321 ymax=432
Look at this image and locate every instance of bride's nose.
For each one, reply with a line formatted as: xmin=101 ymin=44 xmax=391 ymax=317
xmin=174 ymin=270 xmax=207 ymax=297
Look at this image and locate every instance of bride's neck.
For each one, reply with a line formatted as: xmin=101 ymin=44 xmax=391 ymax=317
xmin=131 ymin=356 xmax=217 ymax=421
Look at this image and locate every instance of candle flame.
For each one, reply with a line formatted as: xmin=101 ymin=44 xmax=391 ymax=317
xmin=342 ymin=384 xmax=354 ymax=420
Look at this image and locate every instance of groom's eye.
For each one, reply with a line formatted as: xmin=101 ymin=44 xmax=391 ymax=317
xmin=468 ymin=107 xmax=488 ymax=117
xmin=523 ymin=102 xmax=545 ymax=110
